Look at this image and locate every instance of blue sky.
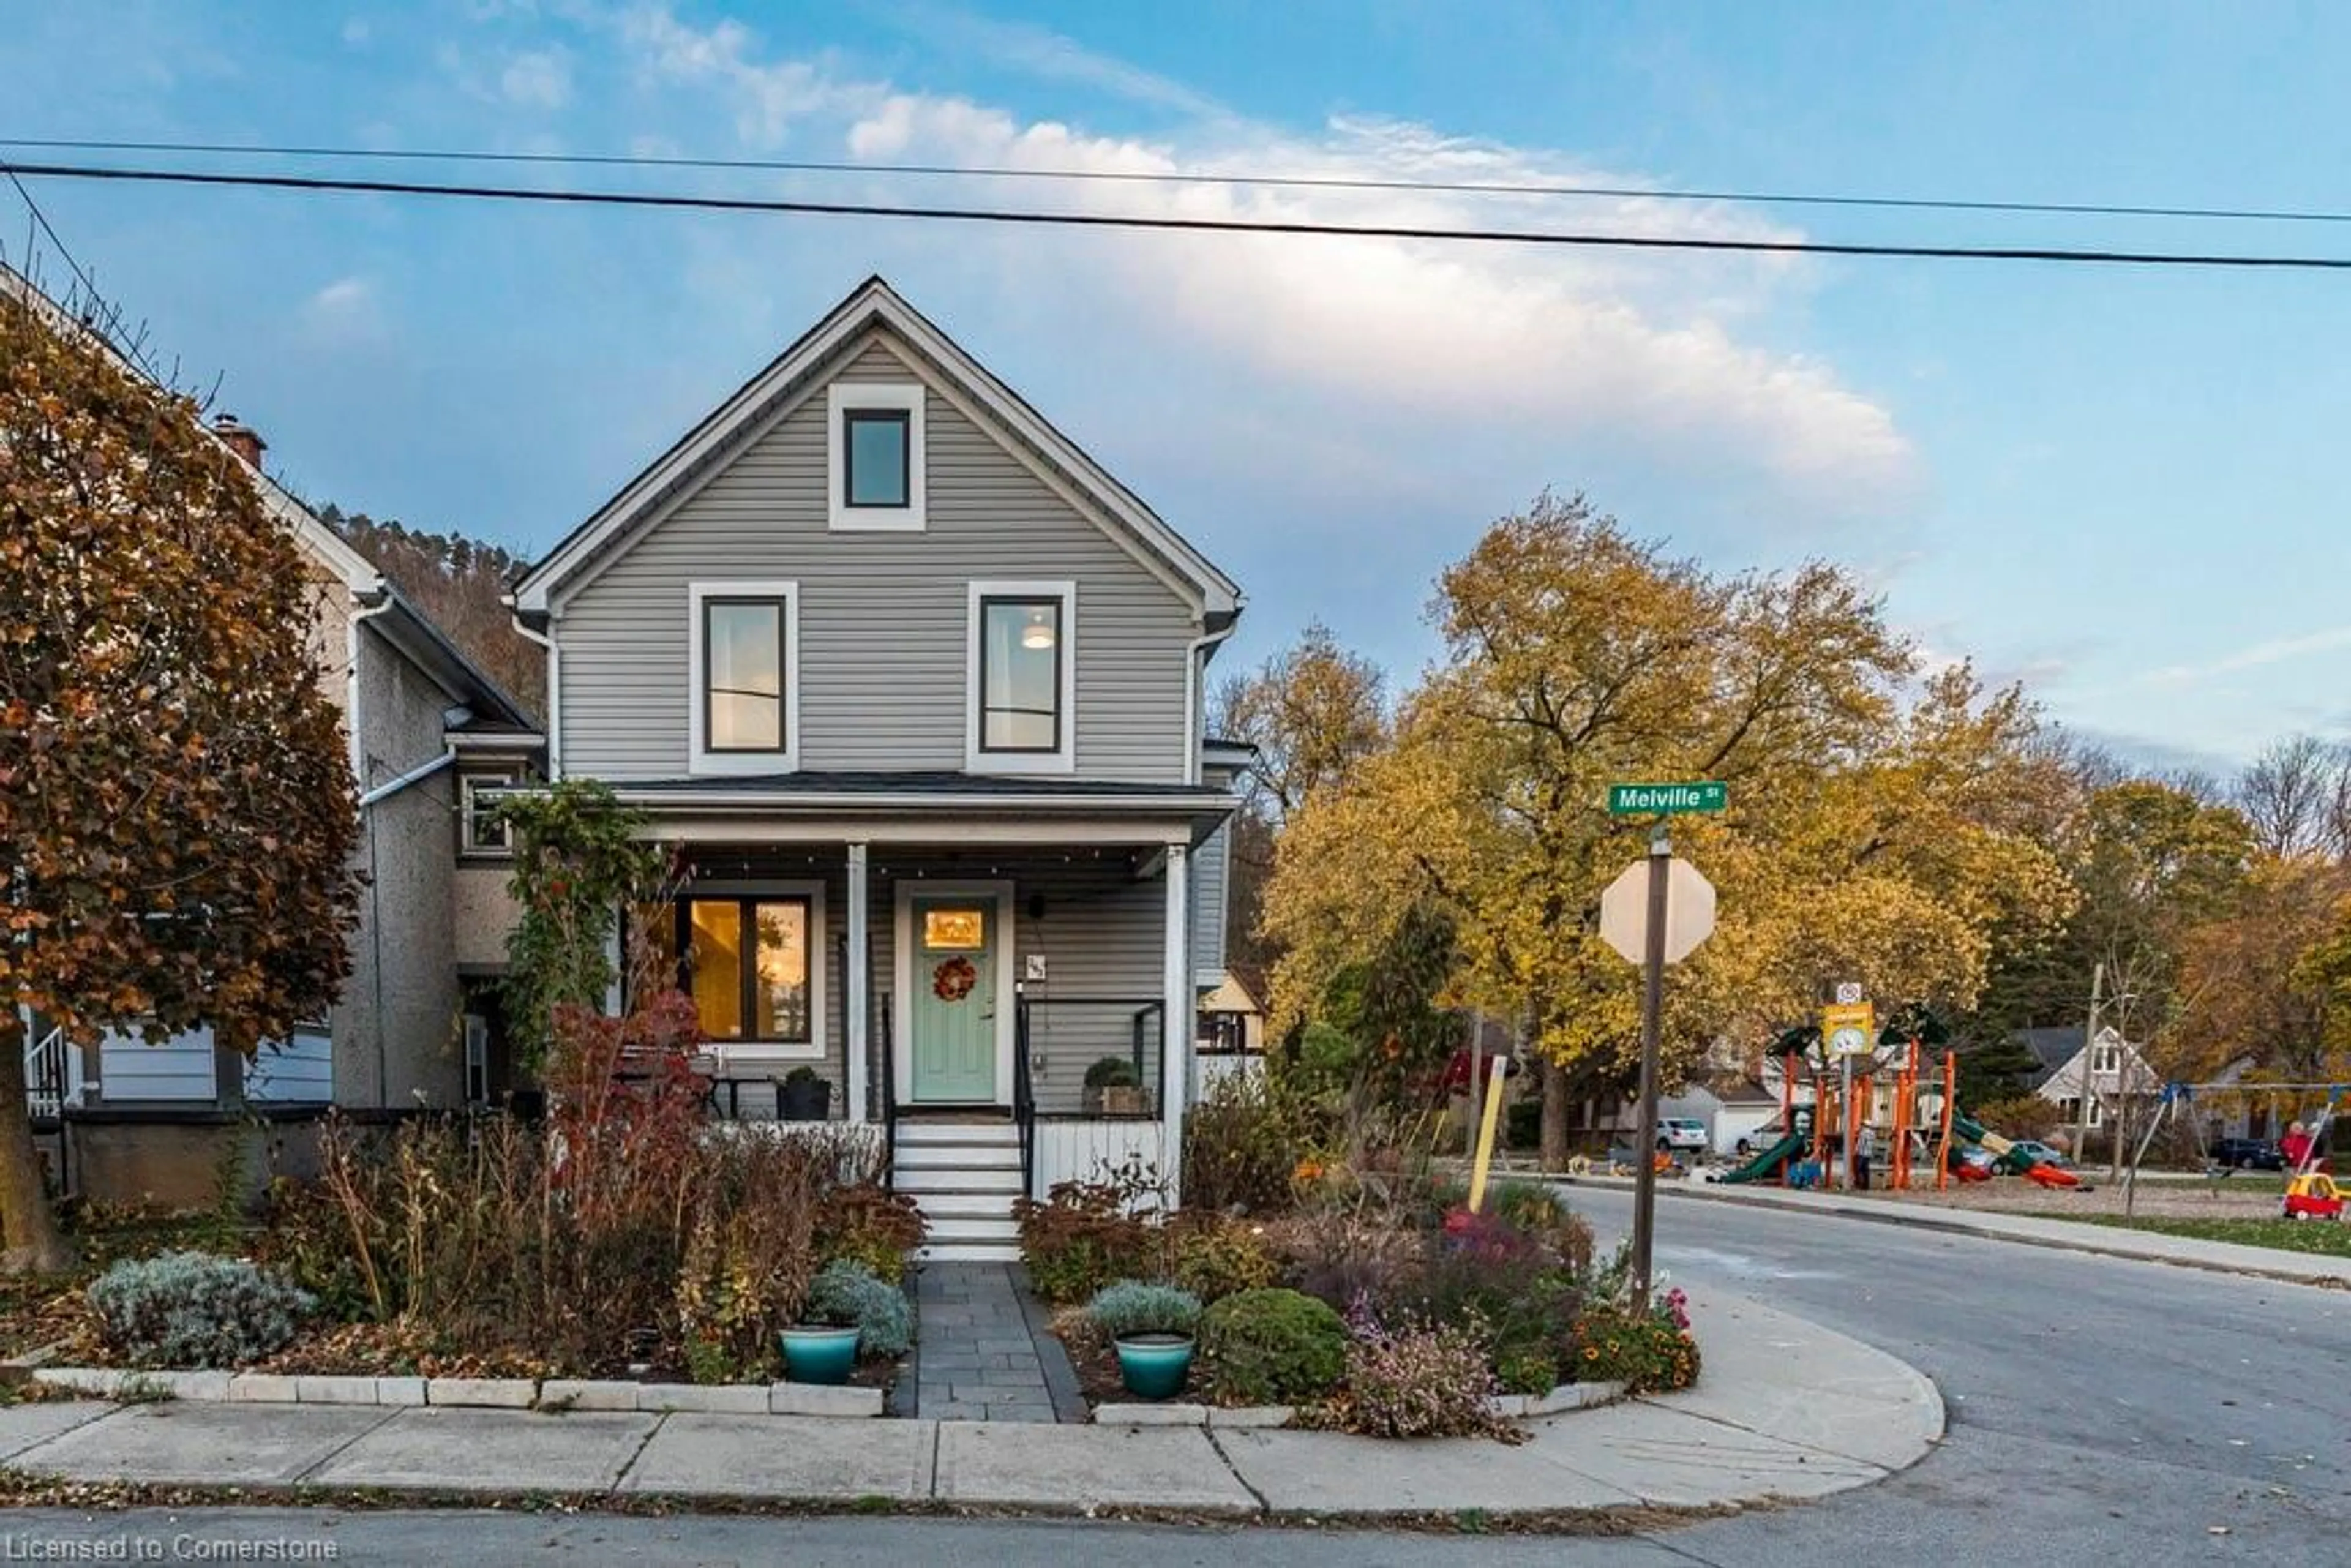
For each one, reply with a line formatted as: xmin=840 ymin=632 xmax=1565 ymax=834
xmin=6 ymin=1 xmax=2349 ymax=771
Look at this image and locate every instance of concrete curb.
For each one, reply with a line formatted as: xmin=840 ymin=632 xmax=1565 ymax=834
xmin=1544 ymin=1174 xmax=2351 ymax=1289
xmin=2 ymin=1288 xmax=1940 ymax=1520
xmin=31 ymin=1368 xmax=885 ymax=1417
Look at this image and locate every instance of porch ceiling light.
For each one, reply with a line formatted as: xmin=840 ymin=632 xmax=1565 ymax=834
xmin=1021 ymin=610 xmax=1057 ymax=650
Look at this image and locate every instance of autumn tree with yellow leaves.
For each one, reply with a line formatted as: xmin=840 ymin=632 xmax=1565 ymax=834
xmin=1264 ymin=493 xmax=2079 ymax=1167
xmin=1 ymin=286 xmax=359 ymax=1269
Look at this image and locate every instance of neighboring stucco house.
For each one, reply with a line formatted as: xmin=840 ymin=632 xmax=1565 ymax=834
xmin=7 ymin=263 xmax=539 ymax=1198
xmin=506 ymin=277 xmax=1245 ymax=1258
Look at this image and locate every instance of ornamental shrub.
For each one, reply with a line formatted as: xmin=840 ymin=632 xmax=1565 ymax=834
xmin=1164 ymin=1216 xmax=1279 ymax=1302
xmin=1014 ymin=1179 xmax=1152 ymax=1304
xmin=1085 ymin=1280 xmax=1202 ymax=1339
xmin=817 ymin=1184 xmax=928 ymax=1283
xmin=1572 ymin=1305 xmax=1701 ymax=1392
xmin=804 ymin=1259 xmax=916 ymax=1359
xmin=1332 ymin=1317 xmax=1512 ymax=1439
xmin=1084 ymin=1056 xmax=1141 ymax=1089
xmin=87 ymin=1251 xmax=315 ymax=1368
xmin=1199 ymin=1287 xmax=1347 ymax=1405
xmin=1180 ymin=1072 xmax=1310 ymax=1215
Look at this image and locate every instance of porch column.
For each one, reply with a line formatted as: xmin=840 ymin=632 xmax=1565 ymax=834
xmin=1161 ymin=838 xmax=1190 ymax=1203
xmin=846 ymin=842 xmax=871 ymax=1122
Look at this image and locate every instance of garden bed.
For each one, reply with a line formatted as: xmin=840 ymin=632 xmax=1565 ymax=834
xmin=0 ymin=1041 xmax=931 ymax=1407
xmin=1016 ymin=1079 xmax=1701 ymax=1440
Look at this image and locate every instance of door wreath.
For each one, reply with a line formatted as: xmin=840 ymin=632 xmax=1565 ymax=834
xmin=931 ymin=955 xmax=980 ymax=1003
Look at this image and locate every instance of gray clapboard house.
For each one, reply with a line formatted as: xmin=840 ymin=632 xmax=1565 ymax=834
xmin=509 ymin=277 xmax=1247 ymax=1258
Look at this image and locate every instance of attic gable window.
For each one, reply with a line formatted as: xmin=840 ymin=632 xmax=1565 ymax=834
xmin=828 ymin=383 xmax=926 ymax=531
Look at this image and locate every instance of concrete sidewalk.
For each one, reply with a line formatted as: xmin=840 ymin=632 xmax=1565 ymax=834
xmin=1550 ymin=1173 xmax=2351 ymax=1288
xmin=0 ymin=1289 xmax=1940 ymax=1520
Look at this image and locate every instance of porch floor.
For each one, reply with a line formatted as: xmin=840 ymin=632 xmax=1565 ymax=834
xmin=912 ymin=1263 xmax=1084 ymax=1423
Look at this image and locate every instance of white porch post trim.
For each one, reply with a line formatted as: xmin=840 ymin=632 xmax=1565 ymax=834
xmin=846 ymin=842 xmax=871 ymax=1122
xmin=1161 ymin=839 xmax=1190 ymax=1204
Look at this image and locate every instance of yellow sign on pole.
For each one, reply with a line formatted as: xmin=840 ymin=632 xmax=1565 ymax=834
xmin=1823 ymin=1002 xmax=1876 ymax=1056
xmin=1467 ymin=1059 xmax=1512 ymax=1213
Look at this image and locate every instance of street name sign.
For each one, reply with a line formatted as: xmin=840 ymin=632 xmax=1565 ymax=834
xmin=1608 ymin=781 xmax=1728 ymax=816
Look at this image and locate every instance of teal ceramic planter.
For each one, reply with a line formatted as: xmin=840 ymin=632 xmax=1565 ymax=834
xmin=781 ymin=1325 xmax=861 ymax=1385
xmin=1114 ymin=1333 xmax=1195 ymax=1400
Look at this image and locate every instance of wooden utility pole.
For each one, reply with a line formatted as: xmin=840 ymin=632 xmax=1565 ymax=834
xmin=2072 ymin=961 xmax=2104 ymax=1163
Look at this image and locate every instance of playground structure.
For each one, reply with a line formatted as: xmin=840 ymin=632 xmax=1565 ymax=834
xmin=1712 ymin=1032 xmax=2082 ymax=1192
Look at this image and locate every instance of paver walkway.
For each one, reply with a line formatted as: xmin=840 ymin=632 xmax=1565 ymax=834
xmin=912 ymin=1262 xmax=1081 ymax=1422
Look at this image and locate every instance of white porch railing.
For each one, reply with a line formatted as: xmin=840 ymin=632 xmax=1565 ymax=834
xmin=24 ymin=1024 xmax=71 ymax=1120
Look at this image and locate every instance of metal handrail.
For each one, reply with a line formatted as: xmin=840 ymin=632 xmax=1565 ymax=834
xmin=1019 ymin=994 xmax=1168 ymax=1119
xmin=879 ymin=994 xmax=897 ymax=1190
xmin=1013 ymin=986 xmax=1037 ymax=1199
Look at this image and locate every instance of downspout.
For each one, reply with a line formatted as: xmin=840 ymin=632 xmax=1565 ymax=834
xmin=345 ymin=591 xmax=393 ymax=787
xmin=1182 ymin=617 xmax=1240 ymax=786
xmin=509 ymin=609 xmax=560 ymax=779
xmin=356 ymin=747 xmax=457 ymax=808
xmin=344 ymin=589 xmax=393 ymax=1111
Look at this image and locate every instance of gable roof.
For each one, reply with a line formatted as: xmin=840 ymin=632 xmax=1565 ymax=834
xmin=512 ymin=276 xmax=1242 ymax=618
xmin=2 ymin=261 xmax=531 ymax=732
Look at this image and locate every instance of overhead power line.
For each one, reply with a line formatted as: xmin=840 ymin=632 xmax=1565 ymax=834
xmin=7 ymin=159 xmax=2351 ymax=271
xmin=4 ymin=135 xmax=2349 ymax=228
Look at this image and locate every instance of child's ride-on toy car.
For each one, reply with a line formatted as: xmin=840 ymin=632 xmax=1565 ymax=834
xmin=2282 ymin=1171 xmax=2344 ymax=1221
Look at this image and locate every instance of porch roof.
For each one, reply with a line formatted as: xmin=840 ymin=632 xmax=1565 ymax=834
xmin=610 ymin=771 xmax=1237 ymax=842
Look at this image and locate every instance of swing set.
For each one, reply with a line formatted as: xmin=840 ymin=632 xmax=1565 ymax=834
xmin=2113 ymin=1081 xmax=2344 ymax=1220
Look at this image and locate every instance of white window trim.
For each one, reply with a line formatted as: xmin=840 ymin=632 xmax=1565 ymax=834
xmin=828 ymin=382 xmax=926 ymax=532
xmin=966 ymin=580 xmax=1076 ymax=776
xmin=459 ymin=773 xmax=516 ymax=857
xmin=682 ymin=878 xmax=829 ymax=1065
xmin=687 ymin=581 xmax=800 ymax=776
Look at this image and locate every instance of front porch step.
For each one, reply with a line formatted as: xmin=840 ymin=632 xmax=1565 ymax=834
xmin=921 ymin=1241 xmax=1022 ymax=1262
xmin=893 ymin=1140 xmax=1021 ymax=1170
xmin=903 ymin=1190 xmax=1023 ymax=1220
xmin=893 ymin=1117 xmax=1018 ymax=1142
xmin=896 ymin=1168 xmax=1024 ymax=1198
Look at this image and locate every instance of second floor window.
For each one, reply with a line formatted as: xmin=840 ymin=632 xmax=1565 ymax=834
xmin=705 ymin=598 xmax=786 ymax=751
xmin=980 ymin=596 xmax=1062 ymax=753
xmin=689 ymin=581 xmax=799 ymax=774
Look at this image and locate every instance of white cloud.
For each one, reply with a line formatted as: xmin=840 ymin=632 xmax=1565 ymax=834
xmin=2148 ymin=625 xmax=2351 ymax=687
xmin=340 ymin=17 xmax=371 ymax=47
xmin=300 ymin=277 xmax=387 ymax=344
xmin=888 ymin=4 xmax=1230 ymax=119
xmin=499 ymin=47 xmax=572 ymax=109
xmin=601 ymin=6 xmax=1916 ymax=530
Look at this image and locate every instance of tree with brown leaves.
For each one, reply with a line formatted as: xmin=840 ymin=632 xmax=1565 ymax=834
xmin=1 ymin=290 xmax=361 ymax=1270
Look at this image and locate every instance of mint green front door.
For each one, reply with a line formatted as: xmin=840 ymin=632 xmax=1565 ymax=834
xmin=910 ymin=898 xmax=999 ymax=1102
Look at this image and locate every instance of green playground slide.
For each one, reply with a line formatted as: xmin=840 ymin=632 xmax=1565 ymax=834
xmin=1715 ymin=1128 xmax=1809 ymax=1185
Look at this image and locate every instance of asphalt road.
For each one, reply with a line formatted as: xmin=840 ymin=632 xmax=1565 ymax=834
xmin=4 ymin=1192 xmax=2342 ymax=1565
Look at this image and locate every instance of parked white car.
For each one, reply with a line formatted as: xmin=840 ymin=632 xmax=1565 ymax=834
xmin=1657 ymin=1117 xmax=1711 ymax=1154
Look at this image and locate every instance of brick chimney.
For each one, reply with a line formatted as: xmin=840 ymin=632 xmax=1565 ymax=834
xmin=211 ymin=413 xmax=266 ymax=469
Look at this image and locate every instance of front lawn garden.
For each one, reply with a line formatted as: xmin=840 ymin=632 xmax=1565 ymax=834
xmin=1 ymin=997 xmax=926 ymax=1395
xmin=1021 ymin=1076 xmax=1698 ymax=1438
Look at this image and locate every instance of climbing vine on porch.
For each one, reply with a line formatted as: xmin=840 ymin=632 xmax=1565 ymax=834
xmin=497 ymin=778 xmax=664 ymax=1072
